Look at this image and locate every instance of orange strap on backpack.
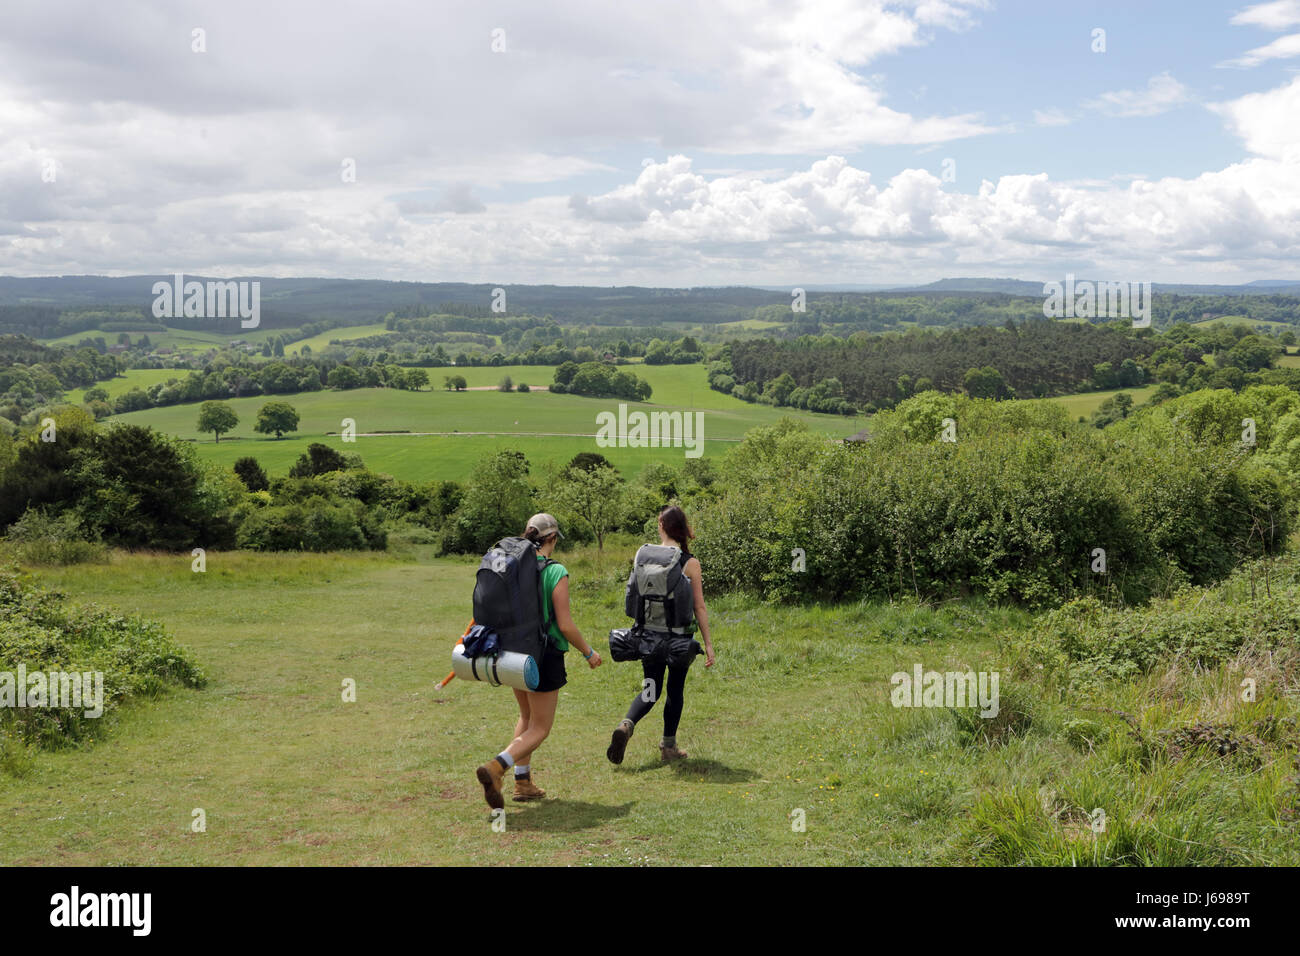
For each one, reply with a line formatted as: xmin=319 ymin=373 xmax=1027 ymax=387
xmin=435 ymin=619 xmax=475 ymax=690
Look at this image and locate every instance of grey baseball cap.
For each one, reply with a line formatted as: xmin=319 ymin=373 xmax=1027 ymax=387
xmin=527 ymin=512 xmax=564 ymax=540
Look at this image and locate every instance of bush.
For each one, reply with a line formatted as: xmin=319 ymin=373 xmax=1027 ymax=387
xmin=1017 ymin=571 xmax=1300 ymax=690
xmin=4 ymin=507 xmax=107 ymax=565
xmin=235 ymin=498 xmax=384 ymax=551
xmin=690 ymin=394 xmax=1289 ymax=608
xmin=0 ymin=567 xmax=204 ymax=757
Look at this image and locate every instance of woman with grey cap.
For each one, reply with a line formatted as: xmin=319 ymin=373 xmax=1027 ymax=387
xmin=476 ymin=513 xmax=602 ymax=807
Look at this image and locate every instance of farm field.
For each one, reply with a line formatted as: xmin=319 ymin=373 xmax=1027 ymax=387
xmin=43 ymin=326 xmax=281 ymax=352
xmin=1025 ymin=384 xmax=1161 ymax=419
xmin=93 ymin=368 xmax=185 ymax=399
xmin=286 ymin=323 xmax=389 ymax=355
xmin=1193 ymin=316 xmax=1295 ymax=330
xmin=107 ymin=368 xmax=860 ymax=482
xmin=179 ymin=432 xmax=729 ymax=484
xmin=92 ymin=364 xmax=1180 ymax=482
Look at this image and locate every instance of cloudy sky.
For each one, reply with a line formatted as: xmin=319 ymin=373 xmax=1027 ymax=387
xmin=2 ymin=0 xmax=1298 ymax=285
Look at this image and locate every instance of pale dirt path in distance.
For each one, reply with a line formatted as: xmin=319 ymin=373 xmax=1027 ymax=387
xmin=351 ymin=430 xmax=741 ymax=441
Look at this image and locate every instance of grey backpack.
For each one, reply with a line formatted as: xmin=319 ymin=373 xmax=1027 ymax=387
xmin=625 ymin=544 xmax=694 ymax=634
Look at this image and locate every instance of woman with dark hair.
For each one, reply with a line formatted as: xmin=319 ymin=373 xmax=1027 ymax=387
xmin=475 ymin=513 xmax=602 ymax=809
xmin=606 ymin=505 xmax=715 ymax=764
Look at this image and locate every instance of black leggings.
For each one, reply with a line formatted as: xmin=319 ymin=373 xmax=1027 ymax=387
xmin=625 ymin=658 xmax=690 ymax=737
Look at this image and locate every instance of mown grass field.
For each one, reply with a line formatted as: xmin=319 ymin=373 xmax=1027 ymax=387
xmin=3 ymin=543 xmax=1297 ymax=866
xmin=286 ymin=323 xmax=389 ymax=355
xmin=94 ymin=368 xmax=185 ymax=399
xmin=92 ymin=364 xmax=1183 ymax=481
xmin=43 ymin=326 xmax=281 ymax=352
xmin=107 ymin=365 xmax=862 ymax=482
xmin=1025 ymin=384 xmax=1161 ymax=419
xmin=1193 ymin=316 xmax=1295 ymax=331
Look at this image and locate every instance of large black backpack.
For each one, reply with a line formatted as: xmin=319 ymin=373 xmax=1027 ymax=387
xmin=473 ymin=537 xmax=552 ymax=661
xmin=624 ymin=544 xmax=694 ymax=634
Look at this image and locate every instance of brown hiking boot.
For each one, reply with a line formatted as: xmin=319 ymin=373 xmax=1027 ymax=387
xmin=660 ymin=743 xmax=688 ymax=762
xmin=512 ymin=776 xmax=546 ymax=802
xmin=607 ymin=719 xmax=634 ymax=765
xmin=476 ymin=759 xmax=505 ymax=810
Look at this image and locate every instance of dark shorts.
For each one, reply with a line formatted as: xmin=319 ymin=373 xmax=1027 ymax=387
xmin=534 ymin=646 xmax=567 ymax=693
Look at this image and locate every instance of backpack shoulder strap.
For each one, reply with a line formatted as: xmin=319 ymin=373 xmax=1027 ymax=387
xmin=536 ymin=554 xmax=558 ymax=635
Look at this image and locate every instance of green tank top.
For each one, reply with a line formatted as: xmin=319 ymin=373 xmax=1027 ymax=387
xmin=538 ymin=557 xmax=569 ymax=652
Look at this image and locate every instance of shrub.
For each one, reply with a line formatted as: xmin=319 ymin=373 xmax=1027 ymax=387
xmin=690 ymin=394 xmax=1289 ymax=608
xmin=235 ymin=498 xmax=384 ymax=551
xmin=4 ymin=507 xmax=107 ymax=565
xmin=0 ymin=567 xmax=205 ymax=757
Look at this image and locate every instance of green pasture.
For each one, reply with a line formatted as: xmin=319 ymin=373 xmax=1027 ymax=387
xmin=1025 ymin=384 xmax=1161 ymax=419
xmin=286 ymin=323 xmax=389 ymax=355
xmin=92 ymin=368 xmax=186 ymax=399
xmin=107 ymin=374 xmax=859 ymax=482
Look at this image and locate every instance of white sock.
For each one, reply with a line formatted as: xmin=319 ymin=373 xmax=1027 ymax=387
xmin=514 ymin=764 xmax=530 ymax=778
xmin=496 ymin=751 xmax=515 ymax=770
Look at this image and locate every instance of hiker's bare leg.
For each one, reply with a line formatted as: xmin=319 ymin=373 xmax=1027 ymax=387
xmin=508 ymin=689 xmax=558 ymax=764
xmin=511 ymin=688 xmax=531 ymax=748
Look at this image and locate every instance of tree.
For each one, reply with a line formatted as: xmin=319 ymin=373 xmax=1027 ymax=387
xmin=762 ymin=372 xmax=796 ymax=406
xmin=255 ymin=401 xmax=300 ymax=439
xmin=327 ymin=365 xmax=361 ymax=389
xmin=565 ymin=452 xmax=615 ymax=474
xmin=406 ymin=368 xmax=429 ymax=390
xmin=555 ymin=462 xmax=624 ymax=551
xmin=439 ymin=450 xmax=535 ymax=553
xmin=233 ymin=456 xmax=269 ymax=491
xmin=289 ymin=442 xmax=349 ymax=477
xmin=554 ymin=361 xmax=579 ymax=386
xmin=197 ymin=401 xmax=238 ymax=443
xmin=69 ymin=423 xmax=235 ymax=551
xmin=964 ymin=366 xmax=1007 ymax=400
xmin=498 ymin=375 xmax=514 ymax=392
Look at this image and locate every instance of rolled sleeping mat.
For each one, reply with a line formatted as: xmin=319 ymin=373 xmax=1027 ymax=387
xmin=451 ymin=643 xmax=540 ymax=691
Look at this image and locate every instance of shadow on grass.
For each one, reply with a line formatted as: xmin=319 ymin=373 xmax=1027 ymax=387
xmin=621 ymin=756 xmax=757 ymax=783
xmin=506 ymin=799 xmax=636 ymax=832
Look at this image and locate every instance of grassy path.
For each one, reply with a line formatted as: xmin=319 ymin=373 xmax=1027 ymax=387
xmin=0 ymin=549 xmax=1014 ymax=866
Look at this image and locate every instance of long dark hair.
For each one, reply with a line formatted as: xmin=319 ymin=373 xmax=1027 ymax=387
xmin=658 ymin=505 xmax=694 ymax=557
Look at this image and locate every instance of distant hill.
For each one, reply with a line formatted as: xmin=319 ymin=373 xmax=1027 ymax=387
xmin=2 ymin=274 xmax=1298 ymax=340
xmin=0 ymin=276 xmax=795 ymax=331
xmin=900 ymin=277 xmax=1047 ymax=295
xmin=898 ymin=276 xmax=1300 ymax=297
